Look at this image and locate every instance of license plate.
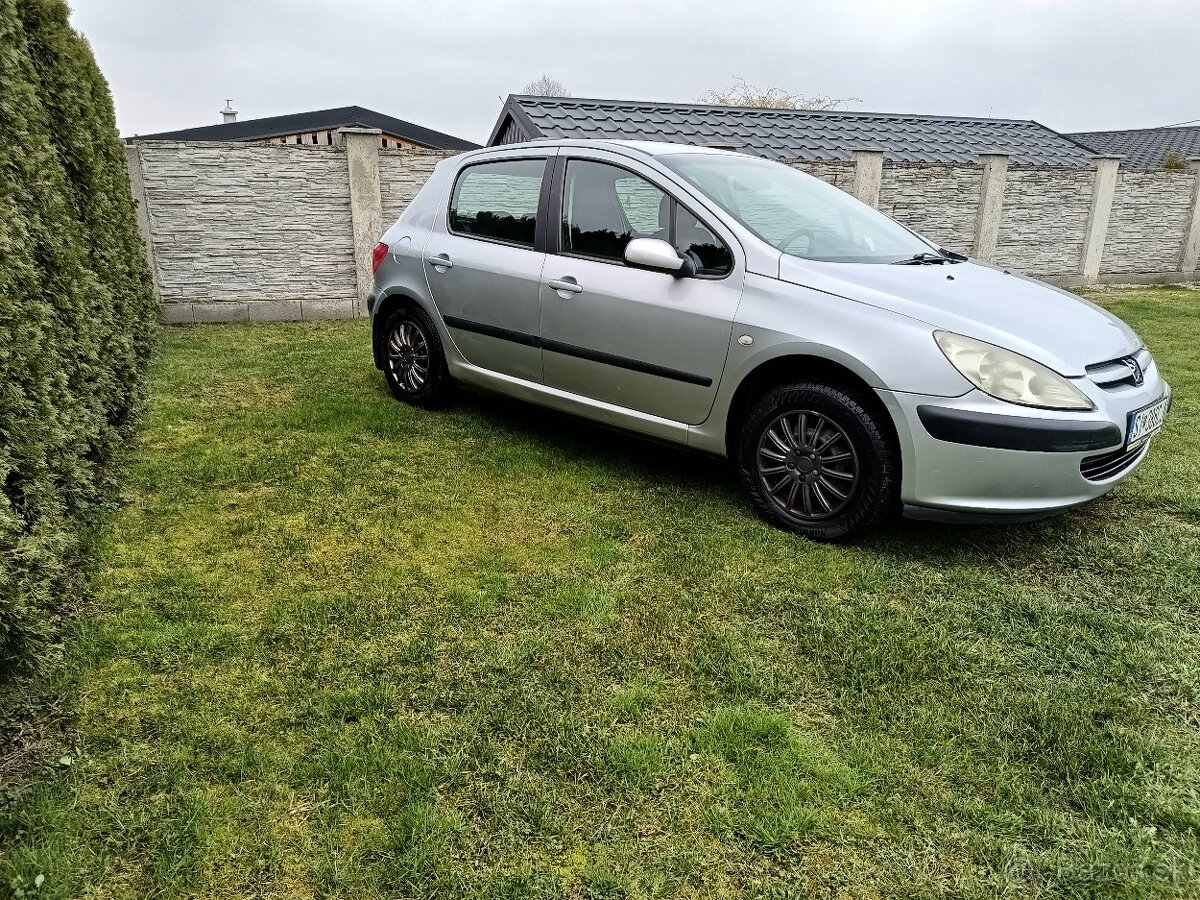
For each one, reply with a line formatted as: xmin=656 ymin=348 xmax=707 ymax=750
xmin=1126 ymin=395 xmax=1169 ymax=447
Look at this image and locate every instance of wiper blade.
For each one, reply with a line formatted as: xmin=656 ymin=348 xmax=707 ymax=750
xmin=892 ymin=249 xmax=967 ymax=265
xmin=892 ymin=252 xmax=950 ymax=265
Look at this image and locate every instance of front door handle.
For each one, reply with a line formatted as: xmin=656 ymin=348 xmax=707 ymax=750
xmin=548 ymin=277 xmax=583 ymax=295
xmin=425 ymin=253 xmax=454 ymax=270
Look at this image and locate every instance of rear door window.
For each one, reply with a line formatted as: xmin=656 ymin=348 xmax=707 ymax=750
xmin=449 ymin=159 xmax=545 ymax=247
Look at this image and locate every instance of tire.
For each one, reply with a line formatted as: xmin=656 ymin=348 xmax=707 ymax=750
xmin=736 ymin=381 xmax=899 ymax=541
xmin=381 ymin=306 xmax=451 ymax=407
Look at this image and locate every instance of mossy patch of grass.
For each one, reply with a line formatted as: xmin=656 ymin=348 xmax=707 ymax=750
xmin=1 ymin=288 xmax=1198 ymax=897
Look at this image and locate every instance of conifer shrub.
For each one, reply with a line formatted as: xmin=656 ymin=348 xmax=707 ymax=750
xmin=0 ymin=0 xmax=156 ymax=675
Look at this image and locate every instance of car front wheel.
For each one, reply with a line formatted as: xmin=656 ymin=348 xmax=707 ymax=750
xmin=737 ymin=381 xmax=898 ymax=540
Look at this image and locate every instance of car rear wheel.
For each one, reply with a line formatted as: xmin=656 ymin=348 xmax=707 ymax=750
xmin=737 ymin=381 xmax=898 ymax=540
xmin=383 ymin=306 xmax=450 ymax=407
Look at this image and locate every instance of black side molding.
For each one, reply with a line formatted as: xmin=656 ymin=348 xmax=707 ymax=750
xmin=541 ymin=338 xmax=712 ymax=387
xmin=917 ymin=406 xmax=1122 ymax=453
xmin=442 ymin=314 xmax=712 ymax=387
xmin=443 ymin=314 xmax=539 ymax=348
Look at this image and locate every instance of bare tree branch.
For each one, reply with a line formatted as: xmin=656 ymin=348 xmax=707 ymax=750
xmin=522 ymin=75 xmax=571 ymax=97
xmin=698 ymin=78 xmax=857 ymax=111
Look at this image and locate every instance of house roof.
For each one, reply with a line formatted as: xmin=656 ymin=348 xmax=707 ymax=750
xmin=127 ymin=105 xmax=479 ymax=151
xmin=489 ymin=95 xmax=1095 ymax=166
xmin=1068 ymin=126 xmax=1200 ymax=169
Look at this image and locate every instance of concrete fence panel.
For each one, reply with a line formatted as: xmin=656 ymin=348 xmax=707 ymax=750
xmin=379 ymin=149 xmax=453 ymax=226
xmin=127 ymin=140 xmax=1200 ymax=324
xmin=789 ymin=160 xmax=855 ymax=190
xmin=1102 ymin=171 xmax=1196 ymax=275
xmin=134 ymin=142 xmax=356 ymax=322
xmin=1182 ymin=159 xmax=1200 ymax=275
xmin=993 ymin=167 xmax=1094 ymax=278
xmin=877 ymin=163 xmax=983 ymax=256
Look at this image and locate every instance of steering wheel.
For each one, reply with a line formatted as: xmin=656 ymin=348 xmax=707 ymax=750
xmin=777 ymin=225 xmax=824 ymax=253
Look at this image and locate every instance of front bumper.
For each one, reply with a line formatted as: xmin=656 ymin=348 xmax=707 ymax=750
xmin=879 ymin=373 xmax=1170 ymax=517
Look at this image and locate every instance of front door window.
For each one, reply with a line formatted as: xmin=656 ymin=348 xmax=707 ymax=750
xmin=561 ymin=159 xmax=732 ymax=277
xmin=562 ymin=160 xmax=668 ymax=261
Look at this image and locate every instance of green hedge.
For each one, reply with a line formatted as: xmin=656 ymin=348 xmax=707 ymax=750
xmin=0 ymin=0 xmax=156 ymax=674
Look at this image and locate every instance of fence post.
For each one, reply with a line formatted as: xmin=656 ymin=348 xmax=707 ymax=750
xmin=339 ymin=127 xmax=384 ymax=315
xmin=1080 ymin=154 xmax=1122 ymax=283
xmin=973 ymin=152 xmax=1009 ymax=262
xmin=123 ymin=143 xmax=173 ymax=318
xmin=851 ymin=148 xmax=885 ymax=207
xmin=1180 ymin=158 xmax=1200 ymax=276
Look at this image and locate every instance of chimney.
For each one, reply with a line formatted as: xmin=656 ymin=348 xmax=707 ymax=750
xmin=221 ymin=100 xmax=238 ymax=124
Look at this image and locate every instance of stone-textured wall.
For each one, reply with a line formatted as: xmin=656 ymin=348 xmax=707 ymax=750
xmin=130 ymin=141 xmax=1200 ymax=323
xmin=136 ymin=141 xmax=356 ymax=320
xmin=876 ymin=164 xmax=983 ymax=255
xmin=1102 ymin=171 xmax=1196 ymax=274
xmin=379 ymin=149 xmax=452 ymax=225
xmin=791 ymin=160 xmax=855 ymax=190
xmin=993 ymin=167 xmax=1094 ymax=276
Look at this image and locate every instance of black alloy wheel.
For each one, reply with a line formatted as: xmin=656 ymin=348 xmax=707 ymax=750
xmin=756 ymin=409 xmax=860 ymax=520
xmin=737 ymin=381 xmax=899 ymax=540
xmin=382 ymin=306 xmax=450 ymax=407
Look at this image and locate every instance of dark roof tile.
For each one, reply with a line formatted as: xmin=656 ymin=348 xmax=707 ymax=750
xmin=128 ymin=105 xmax=478 ymax=151
xmin=490 ymin=95 xmax=1092 ymax=165
xmin=1068 ymin=126 xmax=1200 ymax=169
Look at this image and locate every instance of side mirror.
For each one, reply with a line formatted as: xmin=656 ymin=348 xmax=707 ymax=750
xmin=624 ymin=238 xmax=696 ymax=277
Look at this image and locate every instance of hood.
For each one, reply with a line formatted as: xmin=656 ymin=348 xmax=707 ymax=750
xmin=777 ymin=256 xmax=1140 ymax=376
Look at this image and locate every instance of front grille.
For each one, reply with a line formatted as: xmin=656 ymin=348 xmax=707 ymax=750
xmin=1086 ymin=349 xmax=1151 ymax=391
xmin=1080 ymin=442 xmax=1148 ymax=482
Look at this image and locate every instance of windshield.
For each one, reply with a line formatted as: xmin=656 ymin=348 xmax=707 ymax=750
xmin=659 ymin=153 xmax=936 ymax=264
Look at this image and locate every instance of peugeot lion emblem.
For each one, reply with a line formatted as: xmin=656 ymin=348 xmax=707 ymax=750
xmin=1123 ymin=357 xmax=1144 ymax=386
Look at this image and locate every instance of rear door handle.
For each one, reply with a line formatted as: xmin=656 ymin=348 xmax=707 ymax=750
xmin=548 ymin=277 xmax=583 ymax=295
xmin=425 ymin=253 xmax=453 ymax=270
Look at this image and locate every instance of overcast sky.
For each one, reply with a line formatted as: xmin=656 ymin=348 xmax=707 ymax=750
xmin=69 ymin=0 xmax=1198 ymax=144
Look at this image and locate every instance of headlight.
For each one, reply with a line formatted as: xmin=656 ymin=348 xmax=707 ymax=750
xmin=934 ymin=331 xmax=1094 ymax=411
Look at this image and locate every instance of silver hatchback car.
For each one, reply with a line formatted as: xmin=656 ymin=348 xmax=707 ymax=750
xmin=368 ymin=140 xmax=1171 ymax=540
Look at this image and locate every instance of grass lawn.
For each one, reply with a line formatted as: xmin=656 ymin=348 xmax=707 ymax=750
xmin=2 ymin=286 xmax=1198 ymax=898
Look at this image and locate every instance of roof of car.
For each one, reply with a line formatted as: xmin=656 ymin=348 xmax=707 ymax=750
xmin=464 ymin=138 xmax=729 ymax=157
xmin=489 ymin=95 xmax=1097 ymax=166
